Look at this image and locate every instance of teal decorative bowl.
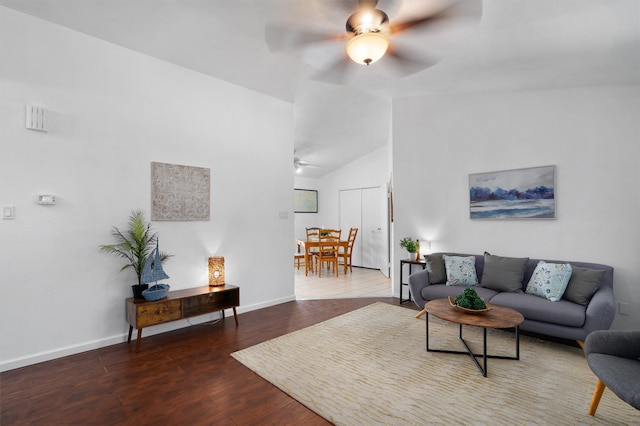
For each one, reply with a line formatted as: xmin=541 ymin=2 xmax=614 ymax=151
xmin=142 ymin=284 xmax=170 ymax=301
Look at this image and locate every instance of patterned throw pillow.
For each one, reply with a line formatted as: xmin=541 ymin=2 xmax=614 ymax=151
xmin=443 ymin=255 xmax=479 ymax=286
xmin=525 ymin=261 xmax=573 ymax=301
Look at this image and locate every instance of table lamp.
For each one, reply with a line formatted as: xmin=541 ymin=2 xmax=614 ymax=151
xmin=208 ymin=256 xmax=225 ymax=286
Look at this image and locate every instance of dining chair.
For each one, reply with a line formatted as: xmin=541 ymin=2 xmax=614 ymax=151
xmin=316 ymin=229 xmax=341 ymax=273
xmin=343 ymin=228 xmax=358 ymax=272
xmin=315 ymin=232 xmax=340 ymax=277
xmin=294 ymin=240 xmax=305 ymax=270
xmin=305 ymin=228 xmax=320 ymax=274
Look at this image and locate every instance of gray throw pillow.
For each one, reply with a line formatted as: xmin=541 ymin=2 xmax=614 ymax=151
xmin=480 ymin=253 xmax=529 ymax=293
xmin=426 ymin=254 xmax=446 ymax=284
xmin=563 ymin=266 xmax=605 ymax=305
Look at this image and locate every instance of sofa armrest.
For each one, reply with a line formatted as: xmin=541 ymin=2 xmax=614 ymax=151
xmin=583 ymin=285 xmax=616 ymax=336
xmin=408 ymin=268 xmax=432 ymax=309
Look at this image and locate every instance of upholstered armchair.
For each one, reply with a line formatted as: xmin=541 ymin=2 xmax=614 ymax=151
xmin=583 ymin=329 xmax=640 ymax=415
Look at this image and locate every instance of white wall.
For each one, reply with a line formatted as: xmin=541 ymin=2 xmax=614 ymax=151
xmin=0 ymin=8 xmax=295 ymax=371
xmin=392 ymin=85 xmax=640 ymax=330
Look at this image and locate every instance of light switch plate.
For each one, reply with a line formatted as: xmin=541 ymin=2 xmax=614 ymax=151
xmin=2 ymin=205 xmax=15 ymax=220
xmin=618 ymin=302 xmax=630 ymax=316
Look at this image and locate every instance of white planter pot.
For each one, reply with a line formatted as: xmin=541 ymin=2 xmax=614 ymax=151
xmin=407 ymin=252 xmax=418 ymax=261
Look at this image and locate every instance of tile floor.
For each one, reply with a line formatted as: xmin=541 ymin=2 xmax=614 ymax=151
xmin=295 ymin=262 xmax=392 ymax=300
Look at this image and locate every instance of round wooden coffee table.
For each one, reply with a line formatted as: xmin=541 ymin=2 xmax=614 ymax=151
xmin=424 ymin=298 xmax=524 ymax=377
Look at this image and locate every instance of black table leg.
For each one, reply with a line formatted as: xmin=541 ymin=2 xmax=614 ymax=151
xmin=426 ymin=321 xmax=520 ymax=378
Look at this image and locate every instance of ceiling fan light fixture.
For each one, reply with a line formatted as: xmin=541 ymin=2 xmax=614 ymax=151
xmin=346 ymin=7 xmax=389 ymax=34
xmin=346 ymin=32 xmax=390 ymax=65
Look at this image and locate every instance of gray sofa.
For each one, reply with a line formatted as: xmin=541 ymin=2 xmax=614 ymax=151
xmin=408 ymin=252 xmax=615 ymax=342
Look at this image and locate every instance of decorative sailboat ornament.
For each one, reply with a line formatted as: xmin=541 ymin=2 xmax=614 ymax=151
xmin=141 ymin=239 xmax=170 ymax=301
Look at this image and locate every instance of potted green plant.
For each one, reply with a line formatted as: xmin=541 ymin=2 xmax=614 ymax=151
xmin=399 ymin=237 xmax=418 ymax=261
xmin=99 ymin=209 xmax=172 ymax=299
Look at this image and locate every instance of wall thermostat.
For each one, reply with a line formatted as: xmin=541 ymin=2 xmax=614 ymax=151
xmin=37 ymin=195 xmax=56 ymax=205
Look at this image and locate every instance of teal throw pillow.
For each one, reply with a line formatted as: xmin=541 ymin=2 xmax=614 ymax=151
xmin=525 ymin=261 xmax=573 ymax=302
xmin=443 ymin=255 xmax=479 ymax=286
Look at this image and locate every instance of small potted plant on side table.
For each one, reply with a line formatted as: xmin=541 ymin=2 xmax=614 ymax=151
xmin=399 ymin=237 xmax=418 ymax=261
xmin=99 ymin=209 xmax=172 ymax=299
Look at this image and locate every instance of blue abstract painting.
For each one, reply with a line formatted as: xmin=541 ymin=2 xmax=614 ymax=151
xmin=469 ymin=165 xmax=556 ymax=219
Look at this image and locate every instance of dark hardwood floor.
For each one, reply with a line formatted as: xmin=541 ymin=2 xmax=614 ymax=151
xmin=1 ymin=297 xmax=416 ymax=425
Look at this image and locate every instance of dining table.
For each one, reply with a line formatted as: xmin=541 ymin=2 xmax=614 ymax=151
xmin=296 ymin=239 xmax=350 ymax=276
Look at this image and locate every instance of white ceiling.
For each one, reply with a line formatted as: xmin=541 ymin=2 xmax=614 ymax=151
xmin=2 ymin=0 xmax=638 ymax=177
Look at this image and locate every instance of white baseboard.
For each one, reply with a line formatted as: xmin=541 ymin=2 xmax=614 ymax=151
xmin=0 ymin=295 xmax=296 ymax=372
xmin=0 ymin=335 xmax=129 ymax=372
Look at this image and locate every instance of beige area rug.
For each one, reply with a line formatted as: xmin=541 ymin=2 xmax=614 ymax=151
xmin=231 ymin=303 xmax=638 ymax=425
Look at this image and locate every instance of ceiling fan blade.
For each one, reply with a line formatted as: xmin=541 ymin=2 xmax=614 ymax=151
xmin=265 ymin=22 xmax=348 ymax=54
xmin=384 ymin=44 xmax=440 ymax=77
xmin=300 ymin=162 xmax=323 ymax=168
xmin=389 ymin=0 xmax=482 ymax=35
xmin=309 ymin=55 xmax=354 ymax=85
xmin=294 ymin=157 xmax=322 ymax=168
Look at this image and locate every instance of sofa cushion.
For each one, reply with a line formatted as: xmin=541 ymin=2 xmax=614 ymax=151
xmin=480 ymin=253 xmax=529 ymax=293
xmin=525 ymin=261 xmax=572 ymax=302
xmin=422 ymin=284 xmax=498 ymax=303
xmin=563 ymin=266 xmax=605 ymax=305
xmin=443 ymin=255 xmax=479 ymax=286
xmin=490 ymin=292 xmax=586 ymax=327
xmin=426 ymin=254 xmax=446 ymax=284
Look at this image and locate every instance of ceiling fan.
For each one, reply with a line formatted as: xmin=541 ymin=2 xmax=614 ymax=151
xmin=294 ymin=157 xmax=322 ymax=174
xmin=265 ymin=0 xmax=481 ymax=83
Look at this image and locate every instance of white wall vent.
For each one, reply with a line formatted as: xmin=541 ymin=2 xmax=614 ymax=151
xmin=25 ymin=105 xmax=48 ymax=132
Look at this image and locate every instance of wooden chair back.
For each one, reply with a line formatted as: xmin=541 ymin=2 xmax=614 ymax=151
xmin=316 ymin=232 xmax=339 ymax=277
xmin=305 ymin=228 xmax=320 ymax=262
xmin=306 ymin=227 xmax=320 ymax=241
xmin=347 ymin=228 xmax=358 ymax=251
xmin=345 ymin=228 xmax=358 ymax=272
xmin=319 ymin=228 xmax=341 ymax=240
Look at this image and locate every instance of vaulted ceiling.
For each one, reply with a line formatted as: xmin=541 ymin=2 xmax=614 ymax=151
xmin=2 ymin=0 xmax=638 ymax=177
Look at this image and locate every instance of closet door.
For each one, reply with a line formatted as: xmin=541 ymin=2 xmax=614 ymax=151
xmin=339 ymin=186 xmax=389 ymax=275
xmin=362 ymin=186 xmax=388 ymax=274
xmin=339 ymin=189 xmax=362 ymax=267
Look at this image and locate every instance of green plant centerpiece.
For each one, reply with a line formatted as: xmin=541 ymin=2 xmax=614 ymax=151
xmin=99 ymin=209 xmax=172 ymax=298
xmin=454 ymin=288 xmax=487 ymax=310
xmin=399 ymin=237 xmax=418 ymax=253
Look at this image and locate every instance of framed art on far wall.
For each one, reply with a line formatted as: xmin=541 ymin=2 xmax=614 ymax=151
xmin=469 ymin=165 xmax=556 ymax=219
xmin=294 ymin=189 xmax=318 ymax=213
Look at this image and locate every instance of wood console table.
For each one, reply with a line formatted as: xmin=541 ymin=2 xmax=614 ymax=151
xmin=126 ymin=285 xmax=239 ymax=353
